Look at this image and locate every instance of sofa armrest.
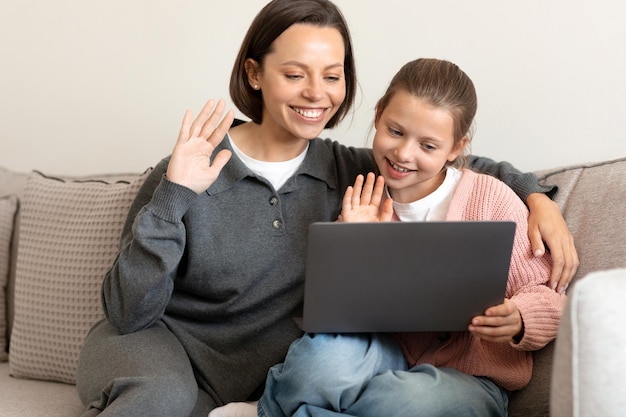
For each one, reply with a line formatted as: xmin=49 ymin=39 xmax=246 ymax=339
xmin=551 ymin=268 xmax=626 ymax=416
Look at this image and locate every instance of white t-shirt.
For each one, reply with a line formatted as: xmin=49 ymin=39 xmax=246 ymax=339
xmin=228 ymin=135 xmax=308 ymax=191
xmin=391 ymin=166 xmax=462 ymax=222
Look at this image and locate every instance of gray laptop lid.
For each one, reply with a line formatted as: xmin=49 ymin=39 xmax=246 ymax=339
xmin=302 ymin=221 xmax=516 ymax=333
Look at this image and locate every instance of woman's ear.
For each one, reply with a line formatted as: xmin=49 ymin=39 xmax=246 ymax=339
xmin=448 ymin=136 xmax=469 ymax=162
xmin=245 ymin=58 xmax=261 ymax=90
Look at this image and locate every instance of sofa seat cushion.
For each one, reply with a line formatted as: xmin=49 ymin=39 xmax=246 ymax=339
xmin=0 ymin=362 xmax=83 ymax=417
xmin=9 ymin=169 xmax=150 ymax=384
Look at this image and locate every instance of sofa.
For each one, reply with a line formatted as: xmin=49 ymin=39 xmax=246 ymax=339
xmin=1 ymin=156 xmax=625 ymax=417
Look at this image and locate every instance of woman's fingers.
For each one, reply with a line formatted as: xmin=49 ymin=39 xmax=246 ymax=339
xmin=177 ymin=98 xmax=224 ymax=145
xmin=209 ymin=149 xmax=233 ymax=179
xmin=176 ymin=109 xmax=194 ymax=145
xmin=189 ymin=99 xmax=217 ymax=139
xmin=198 ymin=99 xmax=227 ymax=137
xmin=207 ymin=108 xmax=235 ymax=149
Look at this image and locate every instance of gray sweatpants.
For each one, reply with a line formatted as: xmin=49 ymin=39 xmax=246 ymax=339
xmin=76 ymin=320 xmax=217 ymax=417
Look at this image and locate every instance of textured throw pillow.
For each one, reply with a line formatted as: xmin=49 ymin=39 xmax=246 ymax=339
xmin=0 ymin=195 xmax=18 ymax=362
xmin=9 ymin=169 xmax=151 ymax=383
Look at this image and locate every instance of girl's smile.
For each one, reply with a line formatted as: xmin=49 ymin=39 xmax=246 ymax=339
xmin=386 ymin=158 xmax=416 ymax=176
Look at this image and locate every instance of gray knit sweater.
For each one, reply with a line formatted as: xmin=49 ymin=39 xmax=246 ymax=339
xmin=100 ymin=137 xmax=553 ymax=403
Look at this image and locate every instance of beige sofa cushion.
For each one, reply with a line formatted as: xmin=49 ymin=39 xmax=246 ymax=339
xmin=0 ymin=167 xmax=29 ymax=359
xmin=551 ymin=268 xmax=626 ymax=416
xmin=507 ymin=157 xmax=626 ymax=417
xmin=536 ymin=157 xmax=626 ymax=282
xmin=0 ymin=195 xmax=18 ymax=362
xmin=0 ymin=362 xmax=83 ymax=417
xmin=9 ymin=169 xmax=150 ymax=384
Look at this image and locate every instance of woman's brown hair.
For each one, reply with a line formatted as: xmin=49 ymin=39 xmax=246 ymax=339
xmin=229 ymin=0 xmax=356 ymax=128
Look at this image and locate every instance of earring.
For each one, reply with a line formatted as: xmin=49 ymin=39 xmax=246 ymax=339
xmin=253 ymin=84 xmax=259 ymax=90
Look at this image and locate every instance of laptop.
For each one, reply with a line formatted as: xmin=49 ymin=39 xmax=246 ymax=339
xmin=301 ymin=221 xmax=516 ymax=333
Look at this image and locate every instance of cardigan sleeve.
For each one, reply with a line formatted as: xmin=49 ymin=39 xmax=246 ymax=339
xmin=505 ymin=200 xmax=567 ymax=351
xmin=449 ymin=170 xmax=566 ymax=351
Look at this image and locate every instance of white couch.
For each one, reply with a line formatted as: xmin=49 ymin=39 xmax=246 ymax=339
xmin=1 ymin=156 xmax=625 ymax=417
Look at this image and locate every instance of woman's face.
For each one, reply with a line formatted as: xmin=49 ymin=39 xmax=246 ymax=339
xmin=373 ymin=90 xmax=466 ymax=204
xmin=251 ymin=23 xmax=346 ymax=141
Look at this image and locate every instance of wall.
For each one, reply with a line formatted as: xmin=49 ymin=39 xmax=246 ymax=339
xmin=1 ymin=0 xmax=625 ymax=175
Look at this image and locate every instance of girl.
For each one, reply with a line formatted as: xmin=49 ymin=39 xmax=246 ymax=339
xmin=77 ymin=1 xmax=574 ymax=415
xmin=215 ymin=58 xmax=566 ymax=417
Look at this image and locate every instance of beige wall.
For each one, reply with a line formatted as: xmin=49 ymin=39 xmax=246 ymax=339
xmin=2 ymin=0 xmax=625 ymax=175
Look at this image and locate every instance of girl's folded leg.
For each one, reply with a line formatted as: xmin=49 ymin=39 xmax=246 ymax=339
xmin=346 ymin=364 xmax=509 ymax=417
xmin=258 ymin=332 xmax=406 ymax=417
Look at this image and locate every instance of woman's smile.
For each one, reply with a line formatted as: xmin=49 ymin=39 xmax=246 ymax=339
xmin=291 ymin=106 xmax=328 ymax=121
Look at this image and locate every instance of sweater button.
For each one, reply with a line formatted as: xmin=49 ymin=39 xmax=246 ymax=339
xmin=269 ymin=196 xmax=278 ymax=206
xmin=272 ymin=219 xmax=282 ymax=229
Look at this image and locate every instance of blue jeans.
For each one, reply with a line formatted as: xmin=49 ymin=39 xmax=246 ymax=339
xmin=258 ymin=333 xmax=508 ymax=417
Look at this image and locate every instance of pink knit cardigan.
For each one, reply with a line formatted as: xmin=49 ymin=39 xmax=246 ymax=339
xmin=393 ymin=169 xmax=567 ymax=391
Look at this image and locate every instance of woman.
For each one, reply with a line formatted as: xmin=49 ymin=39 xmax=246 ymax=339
xmin=76 ymin=1 xmax=577 ymax=416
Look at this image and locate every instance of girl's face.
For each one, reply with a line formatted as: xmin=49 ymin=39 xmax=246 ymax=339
xmin=373 ymin=90 xmax=467 ymax=204
xmin=248 ymin=24 xmax=346 ymax=142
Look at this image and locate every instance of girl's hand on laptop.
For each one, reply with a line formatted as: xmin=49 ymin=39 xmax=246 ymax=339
xmin=339 ymin=173 xmax=393 ymax=222
xmin=468 ymin=298 xmax=523 ymax=343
